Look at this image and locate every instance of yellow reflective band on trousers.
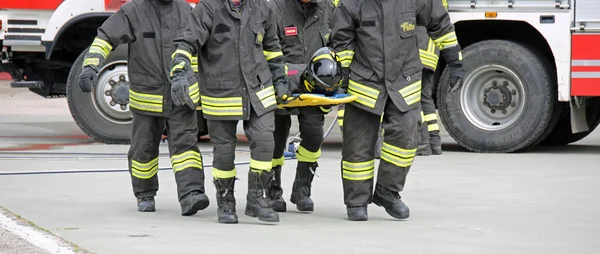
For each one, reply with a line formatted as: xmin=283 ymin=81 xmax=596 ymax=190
xmin=424 ymin=113 xmax=437 ymax=122
xmin=189 ymin=82 xmax=200 ymax=104
xmin=92 ymin=37 xmax=112 ymax=55
xmin=264 ymin=51 xmax=283 ymax=61
xmin=213 ymin=167 xmax=237 ymax=179
xmin=424 ymin=113 xmax=439 ymax=131
xmin=348 ymin=80 xmax=379 ymax=108
xmin=342 ymin=160 xmax=375 ymax=181
xmin=191 ymin=56 xmax=198 ymax=73
xmin=171 ymin=49 xmax=192 ymax=62
xmin=88 ymin=46 xmax=108 ymax=59
xmin=129 ymin=90 xmax=163 ymax=113
xmin=337 ymin=109 xmax=345 ymax=127
xmin=428 ymin=123 xmax=440 ymax=132
xmin=337 ymin=50 xmax=354 ymax=68
xmin=82 ymin=58 xmax=99 ymax=67
xmin=399 ymin=80 xmax=422 ymax=106
xmin=131 ymin=157 xmax=159 ymax=179
xmin=434 ymin=31 xmax=459 ymax=50
xmin=250 ymin=159 xmax=272 ymax=171
xmin=170 ymin=150 xmax=203 ymax=173
xmin=272 ymin=156 xmax=285 ymax=168
xmin=256 ymin=86 xmax=277 ymax=108
xmin=201 ymin=95 xmax=243 ymax=116
xmin=380 ymin=142 xmax=416 ymax=168
xmin=296 ymin=146 xmax=321 ymax=163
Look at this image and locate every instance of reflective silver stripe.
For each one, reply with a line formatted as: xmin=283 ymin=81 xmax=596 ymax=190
xmin=572 ymin=60 xmax=600 ymax=66
xmin=200 ymin=96 xmax=242 ymax=106
xmin=572 ymin=72 xmax=600 ymax=78
xmin=256 ymin=86 xmax=275 ymax=100
xmin=261 ymin=95 xmax=277 ymax=108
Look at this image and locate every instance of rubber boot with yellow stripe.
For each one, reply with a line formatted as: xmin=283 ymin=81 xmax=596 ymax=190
xmin=372 ymin=184 xmax=410 ymax=219
xmin=245 ymin=170 xmax=280 ymax=222
xmin=267 ymin=166 xmax=287 ymax=212
xmin=214 ymin=177 xmax=238 ymax=224
xmin=290 ymin=162 xmax=317 ymax=212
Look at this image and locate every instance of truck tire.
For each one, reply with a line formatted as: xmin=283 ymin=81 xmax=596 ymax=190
xmin=67 ymin=45 xmax=132 ymax=144
xmin=437 ymin=40 xmax=558 ymax=153
xmin=541 ymin=98 xmax=600 ymax=146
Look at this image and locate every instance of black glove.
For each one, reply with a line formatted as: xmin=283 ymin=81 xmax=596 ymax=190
xmin=441 ymin=45 xmax=465 ymax=93
xmin=171 ymin=72 xmax=195 ymax=110
xmin=275 ymin=82 xmax=291 ymax=104
xmin=78 ymin=65 xmax=98 ymax=93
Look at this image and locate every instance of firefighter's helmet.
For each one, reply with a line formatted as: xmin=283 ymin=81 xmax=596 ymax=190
xmin=301 ymin=47 xmax=343 ymax=96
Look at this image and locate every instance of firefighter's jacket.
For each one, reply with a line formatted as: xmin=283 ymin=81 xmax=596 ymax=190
xmin=172 ymin=0 xmax=286 ymax=121
xmin=416 ymin=0 xmax=449 ymax=71
xmin=83 ymin=0 xmax=197 ymax=117
xmin=331 ymin=0 xmax=460 ymax=114
xmin=269 ymin=0 xmax=335 ymax=64
xmin=284 ymin=63 xmax=307 ymax=92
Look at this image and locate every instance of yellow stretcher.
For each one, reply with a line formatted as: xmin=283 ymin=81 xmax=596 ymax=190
xmin=277 ymin=93 xmax=357 ymax=108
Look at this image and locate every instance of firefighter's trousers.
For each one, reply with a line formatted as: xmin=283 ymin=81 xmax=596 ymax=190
xmin=208 ymin=108 xmax=275 ymax=178
xmin=341 ymin=99 xmax=421 ymax=206
xmin=272 ymin=108 xmax=324 ymax=168
xmin=128 ymin=105 xmax=206 ymax=200
xmin=420 ymin=69 xmax=440 ymax=133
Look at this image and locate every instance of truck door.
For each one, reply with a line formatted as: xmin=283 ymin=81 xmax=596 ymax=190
xmin=571 ymin=0 xmax=600 ymax=96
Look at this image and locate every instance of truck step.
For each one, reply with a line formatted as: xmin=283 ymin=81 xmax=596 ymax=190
xmin=10 ymin=81 xmax=44 ymax=89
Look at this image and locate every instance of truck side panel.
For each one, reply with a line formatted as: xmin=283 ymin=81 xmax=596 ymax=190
xmin=41 ymin=0 xmax=105 ymax=43
xmin=0 ymin=0 xmax=63 ymax=10
xmin=571 ymin=34 xmax=600 ymax=96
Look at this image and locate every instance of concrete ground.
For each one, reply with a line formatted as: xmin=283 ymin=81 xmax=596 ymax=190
xmin=1 ymin=81 xmax=600 ymax=254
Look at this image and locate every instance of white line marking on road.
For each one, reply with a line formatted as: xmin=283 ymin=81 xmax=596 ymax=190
xmin=0 ymin=210 xmax=76 ymax=254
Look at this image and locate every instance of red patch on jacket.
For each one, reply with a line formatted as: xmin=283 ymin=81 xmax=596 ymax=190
xmin=285 ymin=27 xmax=298 ymax=36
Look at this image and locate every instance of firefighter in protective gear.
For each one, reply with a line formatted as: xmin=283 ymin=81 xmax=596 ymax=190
xmin=331 ymin=0 xmax=465 ymax=221
xmin=266 ymin=0 xmax=335 ymax=213
xmin=415 ymin=0 xmax=450 ymax=156
xmin=78 ymin=0 xmax=209 ymax=215
xmin=170 ymin=0 xmax=288 ymax=224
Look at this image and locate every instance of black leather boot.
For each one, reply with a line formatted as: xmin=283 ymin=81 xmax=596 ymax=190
xmin=137 ymin=196 xmax=155 ymax=212
xmin=346 ymin=206 xmax=368 ymax=221
xmin=214 ymin=177 xmax=238 ymax=224
xmin=416 ymin=123 xmax=432 ymax=156
xmin=290 ymin=162 xmax=317 ymax=212
xmin=245 ymin=170 xmax=280 ymax=222
xmin=180 ymin=190 xmax=210 ymax=216
xmin=267 ymin=166 xmax=287 ymax=212
xmin=429 ymin=131 xmax=442 ymax=155
xmin=372 ymin=184 xmax=410 ymax=219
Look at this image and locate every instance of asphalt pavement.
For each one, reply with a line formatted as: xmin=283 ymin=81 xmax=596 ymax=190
xmin=1 ymin=81 xmax=599 ymax=254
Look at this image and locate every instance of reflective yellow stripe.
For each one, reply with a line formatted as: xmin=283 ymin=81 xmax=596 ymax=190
xmin=263 ymin=51 xmax=283 ymax=61
xmin=202 ymin=105 xmax=244 ymax=116
xmin=427 ymin=38 xmax=436 ymax=53
xmin=89 ymin=46 xmax=108 ymax=59
xmin=201 ymin=95 xmax=244 ymax=116
xmin=92 ymin=37 xmax=112 ymax=54
xmin=296 ymin=146 xmax=321 ymax=163
xmin=192 ymin=65 xmax=198 ymax=73
xmin=337 ymin=109 xmax=344 ymax=127
xmin=399 ymin=80 xmax=422 ymax=106
xmin=433 ymin=31 xmax=458 ymax=50
xmin=428 ymin=123 xmax=440 ymax=132
xmin=170 ymin=61 xmax=185 ymax=77
xmin=459 ymin=51 xmax=463 ymax=61
xmin=129 ymin=90 xmax=163 ymax=113
xmin=285 ymin=65 xmax=289 ymax=75
xmin=380 ymin=142 xmax=416 ymax=168
xmin=320 ymin=106 xmax=332 ymax=113
xmin=170 ymin=150 xmax=202 ymax=173
xmin=420 ymin=111 xmax=425 ymax=124
xmin=348 ymin=80 xmax=379 ymax=108
xmin=312 ymin=53 xmax=334 ymax=62
xmin=250 ymin=159 xmax=272 ymax=171
xmin=191 ymin=56 xmax=198 ymax=65
xmin=424 ymin=113 xmax=437 ymax=122
xmin=419 ymin=49 xmax=439 ymax=70
xmin=257 ymin=86 xmax=276 ymax=108
xmin=213 ymin=167 xmax=237 ymax=178
xmin=82 ymin=58 xmax=99 ymax=67
xmin=201 ymin=95 xmax=242 ymax=106
xmin=337 ymin=50 xmax=354 ymax=68
xmin=189 ymin=82 xmax=200 ymax=104
xmin=342 ymin=160 xmax=375 ymax=181
xmin=171 ymin=49 xmax=192 ymax=62
xmin=272 ymin=156 xmax=285 ymax=168
xmin=131 ymin=157 xmax=159 ymax=180
xmin=333 ymin=0 xmax=340 ymax=6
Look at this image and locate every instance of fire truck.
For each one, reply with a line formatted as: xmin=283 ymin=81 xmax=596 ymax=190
xmin=0 ymin=0 xmax=599 ymax=153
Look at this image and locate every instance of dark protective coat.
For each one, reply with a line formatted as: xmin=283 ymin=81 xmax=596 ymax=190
xmin=86 ymin=0 xmax=198 ymax=117
xmin=331 ymin=0 xmax=459 ymax=115
xmin=173 ymin=0 xmax=287 ymax=121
